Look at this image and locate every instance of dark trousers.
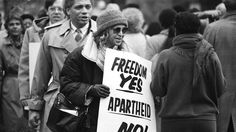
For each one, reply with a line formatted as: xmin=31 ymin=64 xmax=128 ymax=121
xmin=161 ymin=119 xmax=216 ymax=132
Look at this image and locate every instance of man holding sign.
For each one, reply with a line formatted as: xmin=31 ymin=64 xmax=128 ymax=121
xmin=60 ymin=9 xmax=130 ymax=132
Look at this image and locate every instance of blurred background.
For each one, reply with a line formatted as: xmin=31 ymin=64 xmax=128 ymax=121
xmin=0 ymin=0 xmax=222 ymax=30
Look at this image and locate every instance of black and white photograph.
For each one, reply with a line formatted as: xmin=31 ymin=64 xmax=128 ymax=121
xmin=0 ymin=0 xmax=235 ymax=132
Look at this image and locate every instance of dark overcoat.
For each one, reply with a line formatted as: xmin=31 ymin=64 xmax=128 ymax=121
xmin=204 ymin=11 xmax=236 ymax=132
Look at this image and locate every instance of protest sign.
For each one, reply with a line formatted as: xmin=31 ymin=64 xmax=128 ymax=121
xmin=29 ymin=42 xmax=41 ymax=91
xmin=97 ymin=49 xmax=156 ymax=132
xmin=29 ymin=42 xmax=53 ymax=93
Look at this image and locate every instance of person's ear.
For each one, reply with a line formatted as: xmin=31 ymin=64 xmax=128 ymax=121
xmin=100 ymin=33 xmax=105 ymax=40
xmin=104 ymin=30 xmax=110 ymax=38
xmin=66 ymin=8 xmax=71 ymax=16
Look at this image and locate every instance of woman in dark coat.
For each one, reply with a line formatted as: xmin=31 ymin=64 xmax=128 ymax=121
xmin=0 ymin=15 xmax=27 ymax=132
xmin=60 ymin=10 xmax=129 ymax=132
xmin=151 ymin=12 xmax=225 ymax=132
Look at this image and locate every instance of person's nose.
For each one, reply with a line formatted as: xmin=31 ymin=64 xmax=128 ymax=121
xmin=81 ymin=7 xmax=89 ymax=14
xmin=117 ymin=30 xmax=125 ymax=37
xmin=26 ymin=23 xmax=30 ymax=28
xmin=12 ymin=24 xmax=18 ymax=29
xmin=54 ymin=8 xmax=60 ymax=13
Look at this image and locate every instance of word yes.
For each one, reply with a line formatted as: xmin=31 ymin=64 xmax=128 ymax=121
xmin=120 ymin=73 xmax=142 ymax=92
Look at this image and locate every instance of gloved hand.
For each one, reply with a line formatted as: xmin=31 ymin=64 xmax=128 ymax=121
xmin=28 ymin=110 xmax=41 ymax=129
xmin=88 ymin=84 xmax=110 ymax=98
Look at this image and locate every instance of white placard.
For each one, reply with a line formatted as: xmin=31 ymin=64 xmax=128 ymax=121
xmin=97 ymin=49 xmax=157 ymax=132
xmin=29 ymin=42 xmax=41 ymax=92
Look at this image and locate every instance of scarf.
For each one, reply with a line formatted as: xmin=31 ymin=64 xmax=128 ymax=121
xmin=8 ymin=34 xmax=23 ymax=49
xmin=96 ymin=46 xmax=106 ymax=71
xmin=96 ymin=41 xmax=129 ymax=71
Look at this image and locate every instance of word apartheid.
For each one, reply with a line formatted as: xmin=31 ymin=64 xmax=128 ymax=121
xmin=107 ymin=97 xmax=151 ymax=119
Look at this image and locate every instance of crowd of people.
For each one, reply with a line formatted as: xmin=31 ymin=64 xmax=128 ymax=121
xmin=0 ymin=0 xmax=235 ymax=132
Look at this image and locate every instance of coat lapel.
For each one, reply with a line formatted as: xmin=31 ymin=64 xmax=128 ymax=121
xmin=60 ymin=31 xmax=78 ymax=53
xmin=59 ymin=19 xmax=97 ymax=53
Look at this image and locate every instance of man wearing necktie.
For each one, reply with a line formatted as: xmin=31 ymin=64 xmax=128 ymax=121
xmin=75 ymin=29 xmax=82 ymax=42
xmin=60 ymin=9 xmax=129 ymax=132
xmin=27 ymin=0 xmax=97 ymax=131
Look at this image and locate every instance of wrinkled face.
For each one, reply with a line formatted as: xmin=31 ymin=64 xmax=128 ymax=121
xmin=106 ymin=24 xmax=127 ymax=48
xmin=47 ymin=0 xmax=65 ymax=24
xmin=7 ymin=19 xmax=23 ymax=36
xmin=23 ymin=18 xmax=33 ymax=29
xmin=68 ymin=0 xmax=92 ymax=28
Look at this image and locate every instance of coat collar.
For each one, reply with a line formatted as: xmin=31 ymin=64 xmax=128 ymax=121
xmin=32 ymin=17 xmax=66 ymax=33
xmin=58 ymin=20 xmax=71 ymax=36
xmin=58 ymin=19 xmax=97 ymax=36
xmin=60 ymin=32 xmax=78 ymax=52
xmin=160 ymin=29 xmax=169 ymax=36
xmin=173 ymin=33 xmax=203 ymax=49
xmin=222 ymin=10 xmax=236 ymax=19
xmin=2 ymin=35 xmax=23 ymax=48
xmin=2 ymin=36 xmax=11 ymax=45
xmin=81 ymin=32 xmax=130 ymax=64
xmin=44 ymin=19 xmax=66 ymax=30
xmin=81 ymin=32 xmax=98 ymax=63
xmin=32 ymin=17 xmax=49 ymax=32
xmin=60 ymin=20 xmax=97 ymax=53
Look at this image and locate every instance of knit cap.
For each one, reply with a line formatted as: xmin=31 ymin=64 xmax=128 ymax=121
xmin=94 ymin=9 xmax=128 ymax=37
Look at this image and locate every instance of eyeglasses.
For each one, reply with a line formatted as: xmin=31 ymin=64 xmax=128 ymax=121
xmin=48 ymin=6 xmax=63 ymax=12
xmin=112 ymin=27 xmax=128 ymax=34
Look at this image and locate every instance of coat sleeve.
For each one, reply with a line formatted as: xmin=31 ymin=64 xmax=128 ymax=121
xmin=203 ymin=25 xmax=216 ymax=47
xmin=60 ymin=48 xmax=92 ymax=106
xmin=209 ymin=52 xmax=226 ymax=98
xmin=18 ymin=29 xmax=31 ymax=101
xmin=28 ymin=33 xmax=52 ymax=111
xmin=145 ymin=37 xmax=157 ymax=60
xmin=150 ymin=53 xmax=167 ymax=97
